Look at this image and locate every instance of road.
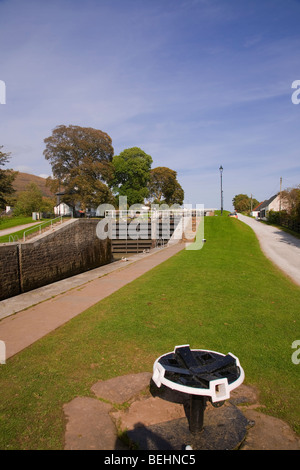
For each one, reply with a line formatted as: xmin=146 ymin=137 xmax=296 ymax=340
xmin=238 ymin=214 xmax=300 ymax=287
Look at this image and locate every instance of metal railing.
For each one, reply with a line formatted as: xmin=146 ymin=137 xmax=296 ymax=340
xmin=8 ymin=234 xmax=19 ymax=243
xmin=104 ymin=209 xmax=205 ymax=219
xmin=23 ymin=216 xmax=63 ymax=242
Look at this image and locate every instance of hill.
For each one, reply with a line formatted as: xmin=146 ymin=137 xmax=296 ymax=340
xmin=13 ymin=172 xmax=55 ymax=198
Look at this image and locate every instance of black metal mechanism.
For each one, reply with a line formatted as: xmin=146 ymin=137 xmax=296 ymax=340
xmin=189 ymin=395 xmax=206 ymax=433
xmin=152 ymin=345 xmax=244 ymax=434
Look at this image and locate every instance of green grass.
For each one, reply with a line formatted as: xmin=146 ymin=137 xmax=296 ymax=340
xmin=0 ymin=216 xmax=46 ymax=243
xmin=0 ymin=224 xmax=44 ymax=243
xmin=0 ymin=215 xmax=299 ymax=449
xmin=0 ymin=216 xmax=35 ymax=230
xmin=0 ymin=218 xmax=62 ymax=243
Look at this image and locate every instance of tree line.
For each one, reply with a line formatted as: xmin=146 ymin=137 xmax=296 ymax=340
xmin=0 ymin=125 xmax=184 ymax=216
xmin=232 ymin=194 xmax=259 ymax=214
xmin=44 ymin=125 xmax=184 ymax=209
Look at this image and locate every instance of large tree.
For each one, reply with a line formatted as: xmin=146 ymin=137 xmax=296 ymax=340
xmin=148 ymin=166 xmax=184 ymax=205
xmin=232 ymin=194 xmax=259 ymax=213
xmin=111 ymin=147 xmax=153 ymax=206
xmin=44 ymin=125 xmax=114 ymax=209
xmin=0 ymin=146 xmax=17 ymax=209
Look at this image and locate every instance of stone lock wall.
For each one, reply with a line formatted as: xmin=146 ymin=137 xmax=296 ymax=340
xmin=0 ymin=219 xmax=111 ymax=301
xmin=0 ymin=244 xmax=20 ymax=300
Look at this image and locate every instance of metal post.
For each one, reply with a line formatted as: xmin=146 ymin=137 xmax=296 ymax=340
xmin=189 ymin=395 xmax=207 ymax=434
xmin=219 ymin=165 xmax=223 ymax=215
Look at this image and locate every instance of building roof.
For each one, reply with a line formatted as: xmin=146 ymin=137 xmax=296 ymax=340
xmin=259 ymin=194 xmax=278 ymax=210
xmin=54 ymin=202 xmax=74 ymax=208
xmin=252 ymin=202 xmax=264 ymax=211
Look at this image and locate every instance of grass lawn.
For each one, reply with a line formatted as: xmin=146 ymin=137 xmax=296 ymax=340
xmin=0 ymin=216 xmax=36 ymax=230
xmin=0 ymin=217 xmax=64 ymax=243
xmin=0 ymin=216 xmax=46 ymax=243
xmin=0 ymin=224 xmax=45 ymax=243
xmin=0 ymin=215 xmax=299 ymax=449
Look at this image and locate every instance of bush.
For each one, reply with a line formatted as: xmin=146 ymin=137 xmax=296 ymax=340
xmin=267 ymin=210 xmax=283 ymax=225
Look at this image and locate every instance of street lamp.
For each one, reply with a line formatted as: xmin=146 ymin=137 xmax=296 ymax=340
xmin=219 ymin=165 xmax=223 ymax=215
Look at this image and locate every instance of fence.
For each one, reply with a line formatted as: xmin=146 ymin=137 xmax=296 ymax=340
xmin=280 ymin=218 xmax=300 ymax=234
xmin=22 ymin=216 xmax=63 ymax=241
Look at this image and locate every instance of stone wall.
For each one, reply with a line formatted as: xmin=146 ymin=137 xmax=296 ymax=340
xmin=0 ymin=244 xmax=20 ymax=300
xmin=0 ymin=219 xmax=111 ymax=301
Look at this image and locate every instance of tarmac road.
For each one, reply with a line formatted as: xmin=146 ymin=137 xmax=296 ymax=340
xmin=238 ymin=214 xmax=300 ymax=287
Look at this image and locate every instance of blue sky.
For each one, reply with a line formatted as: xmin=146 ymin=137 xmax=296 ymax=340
xmin=0 ymin=0 xmax=300 ymax=210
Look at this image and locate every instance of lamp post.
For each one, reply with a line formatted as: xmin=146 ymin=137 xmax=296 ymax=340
xmin=219 ymin=165 xmax=223 ymax=215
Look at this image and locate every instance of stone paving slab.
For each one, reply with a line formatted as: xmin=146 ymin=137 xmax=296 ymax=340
xmin=63 ymin=372 xmax=300 ymax=451
xmin=91 ymin=372 xmax=152 ymax=404
xmin=63 ymin=397 xmax=126 ymax=450
xmin=111 ymin=396 xmax=187 ymax=431
xmin=240 ymin=409 xmax=300 ymax=450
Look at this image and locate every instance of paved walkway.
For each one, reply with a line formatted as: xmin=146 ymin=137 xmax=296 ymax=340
xmin=238 ymin=214 xmax=300 ymax=287
xmin=0 ymin=222 xmax=42 ymax=237
xmin=0 ymin=242 xmax=185 ymax=359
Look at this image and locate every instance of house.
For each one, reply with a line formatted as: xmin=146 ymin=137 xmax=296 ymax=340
xmin=54 ymin=190 xmax=82 ymax=217
xmin=258 ymin=194 xmax=289 ymax=219
xmin=251 ymin=202 xmax=264 ymax=218
xmin=54 ymin=202 xmax=74 ymax=217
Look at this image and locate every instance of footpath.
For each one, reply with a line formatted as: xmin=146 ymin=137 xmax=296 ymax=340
xmin=0 ymin=242 xmax=185 ymax=359
xmin=0 ymin=222 xmax=42 ymax=237
xmin=238 ymin=214 xmax=300 ymax=286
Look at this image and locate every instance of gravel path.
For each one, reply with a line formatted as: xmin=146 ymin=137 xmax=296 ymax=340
xmin=238 ymin=214 xmax=300 ymax=287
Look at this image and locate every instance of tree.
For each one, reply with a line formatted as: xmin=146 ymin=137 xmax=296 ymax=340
xmin=171 ymin=180 xmax=185 ymax=206
xmin=0 ymin=146 xmax=17 ymax=209
xmin=281 ymin=186 xmax=300 ymax=220
xmin=14 ymin=183 xmax=55 ymax=216
xmin=232 ymin=194 xmax=259 ymax=213
xmin=44 ymin=125 xmax=114 ymax=209
xmin=148 ymin=166 xmax=184 ymax=205
xmin=111 ymin=147 xmax=153 ymax=206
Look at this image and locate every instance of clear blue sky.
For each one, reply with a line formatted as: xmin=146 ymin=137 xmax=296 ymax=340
xmin=1 ymin=0 xmax=300 ymax=210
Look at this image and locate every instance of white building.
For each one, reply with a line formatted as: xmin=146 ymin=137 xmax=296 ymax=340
xmin=54 ymin=202 xmax=73 ymax=216
xmin=258 ymin=194 xmax=289 ymax=219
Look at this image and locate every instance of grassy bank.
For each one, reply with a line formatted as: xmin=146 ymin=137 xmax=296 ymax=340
xmin=0 ymin=215 xmax=299 ymax=449
xmin=0 ymin=217 xmax=66 ymax=243
xmin=0 ymin=216 xmax=35 ymax=230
